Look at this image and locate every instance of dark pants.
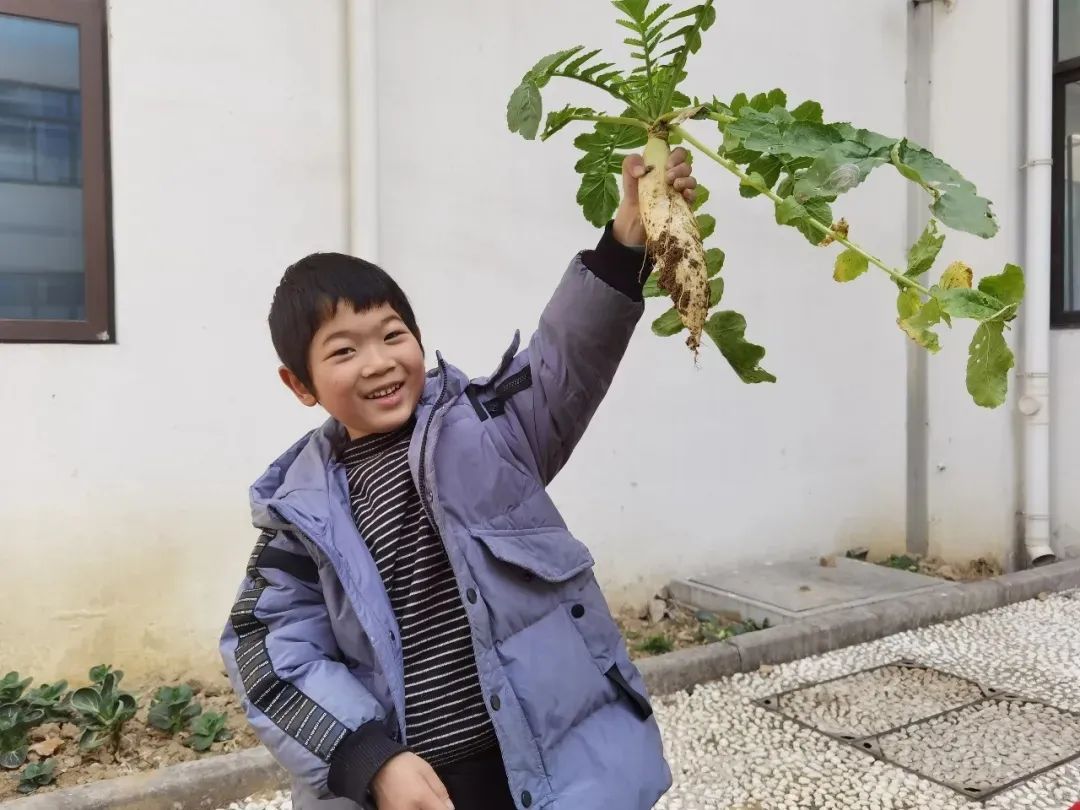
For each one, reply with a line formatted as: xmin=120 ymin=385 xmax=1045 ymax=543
xmin=435 ymin=746 xmax=517 ymax=810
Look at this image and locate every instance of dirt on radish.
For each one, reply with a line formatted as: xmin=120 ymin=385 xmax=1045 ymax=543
xmin=640 ymin=134 xmax=710 ymax=353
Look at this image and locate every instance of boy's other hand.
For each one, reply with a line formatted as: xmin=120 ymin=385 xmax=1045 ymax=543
xmin=612 ymin=146 xmax=697 ymax=247
xmin=371 ymin=752 xmax=454 ymax=810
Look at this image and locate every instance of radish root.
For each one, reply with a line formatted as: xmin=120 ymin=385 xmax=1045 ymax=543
xmin=639 ymin=132 xmax=710 ymax=352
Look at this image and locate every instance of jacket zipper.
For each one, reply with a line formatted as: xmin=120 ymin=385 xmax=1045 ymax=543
xmin=417 ymin=355 xmax=449 ymax=521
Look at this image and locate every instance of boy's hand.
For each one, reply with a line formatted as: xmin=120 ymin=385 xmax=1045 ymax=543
xmin=612 ymin=147 xmax=697 ymax=247
xmin=371 ymin=752 xmax=454 ymax=810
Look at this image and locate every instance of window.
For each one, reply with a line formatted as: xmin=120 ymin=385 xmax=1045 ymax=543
xmin=0 ymin=0 xmax=110 ymax=342
xmin=1054 ymin=1 xmax=1080 ymax=327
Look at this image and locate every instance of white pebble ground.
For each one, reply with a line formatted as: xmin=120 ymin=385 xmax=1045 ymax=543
xmin=221 ymin=592 xmax=1080 ymax=810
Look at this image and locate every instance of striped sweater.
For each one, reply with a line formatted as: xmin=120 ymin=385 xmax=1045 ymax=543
xmin=340 ymin=419 xmax=498 ymax=770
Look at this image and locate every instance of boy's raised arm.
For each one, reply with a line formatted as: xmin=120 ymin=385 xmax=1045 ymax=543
xmin=488 ymin=151 xmax=695 ymax=484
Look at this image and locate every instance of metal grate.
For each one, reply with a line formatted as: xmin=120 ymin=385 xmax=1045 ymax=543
xmin=755 ymin=660 xmax=1080 ymax=802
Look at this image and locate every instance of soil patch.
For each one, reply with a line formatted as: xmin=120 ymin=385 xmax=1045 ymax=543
xmin=1 ymin=673 xmax=258 ymax=801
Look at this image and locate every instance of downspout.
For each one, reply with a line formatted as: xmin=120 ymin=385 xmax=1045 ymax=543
xmin=344 ymin=0 xmax=380 ymax=260
xmin=1020 ymin=0 xmax=1055 ymax=566
xmin=905 ymin=0 xmax=932 ymax=560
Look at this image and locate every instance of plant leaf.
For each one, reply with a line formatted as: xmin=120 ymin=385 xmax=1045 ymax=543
xmin=967 ymin=321 xmax=1014 ymax=408
xmin=939 ymin=260 xmax=973 ymax=290
xmin=696 ymin=213 xmax=716 ymax=239
xmin=978 ymin=262 xmax=1025 ymax=306
xmin=643 ymin=272 xmax=664 ymax=298
xmin=576 ymin=172 xmax=620 ymax=228
xmin=775 ymin=196 xmax=831 ymax=245
xmin=612 ymin=0 xmax=650 ymax=22
xmin=507 ymin=81 xmax=542 ymax=140
xmin=794 ymin=141 xmax=883 ymax=200
xmin=775 ymin=197 xmax=807 ymax=225
xmin=834 ymin=249 xmax=869 ymax=282
xmin=88 ymin=666 xmax=110 ymax=684
xmin=906 ymin=219 xmax=945 ymax=278
xmin=932 ymin=191 xmax=998 ymax=239
xmin=690 ymin=183 xmax=710 ymax=211
xmin=652 ymin=307 xmax=684 ymax=336
xmin=78 ymin=728 xmax=104 ymax=752
xmin=892 ymin=141 xmax=999 ymax=238
xmin=0 ymin=745 xmax=27 ymax=770
xmin=705 ymin=247 xmax=725 ymax=276
xmin=564 ymin=48 xmax=602 ymax=73
xmin=781 ymin=121 xmax=844 ymax=159
xmin=703 ymin=311 xmax=776 ymax=383
xmin=898 ymin=297 xmax=942 ymax=352
xmin=69 ymin=688 xmax=100 ymax=716
xmin=740 ymin=155 xmax=782 ymax=198
xmin=935 ymin=287 xmax=1007 ymax=321
xmin=541 ymin=105 xmax=598 ymax=141
xmin=709 ymin=276 xmax=724 ymax=306
xmin=791 ymin=99 xmax=823 ymax=123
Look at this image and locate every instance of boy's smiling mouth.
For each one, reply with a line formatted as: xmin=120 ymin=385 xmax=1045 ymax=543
xmin=365 ymin=382 xmax=404 ymax=400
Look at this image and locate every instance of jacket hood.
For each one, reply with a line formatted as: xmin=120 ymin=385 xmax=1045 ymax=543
xmin=247 ymin=335 xmax=521 ymax=535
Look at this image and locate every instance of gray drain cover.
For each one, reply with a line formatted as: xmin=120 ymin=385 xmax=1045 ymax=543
xmin=756 ymin=660 xmax=1080 ymax=801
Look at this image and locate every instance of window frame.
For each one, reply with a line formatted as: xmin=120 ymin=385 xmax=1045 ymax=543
xmin=1053 ymin=1 xmax=1080 ymax=328
xmin=0 ymin=0 xmax=111 ymax=343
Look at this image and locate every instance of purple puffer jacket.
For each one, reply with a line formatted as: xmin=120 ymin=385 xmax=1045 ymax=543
xmin=220 ymin=256 xmax=672 ymax=809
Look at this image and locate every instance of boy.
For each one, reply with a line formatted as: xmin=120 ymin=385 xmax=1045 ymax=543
xmin=221 ymin=148 xmax=698 ymax=810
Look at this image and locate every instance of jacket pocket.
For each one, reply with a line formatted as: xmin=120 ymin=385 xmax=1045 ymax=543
xmin=471 ymin=527 xmax=594 ymax=583
xmin=466 ymin=527 xmax=596 ymax=645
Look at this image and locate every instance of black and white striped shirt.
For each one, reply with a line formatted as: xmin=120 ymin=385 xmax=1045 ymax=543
xmin=341 ymin=419 xmax=497 ymax=768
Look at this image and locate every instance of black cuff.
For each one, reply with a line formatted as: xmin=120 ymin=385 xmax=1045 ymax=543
xmin=580 ymin=220 xmax=653 ymax=302
xmin=327 ymin=722 xmax=407 ymax=802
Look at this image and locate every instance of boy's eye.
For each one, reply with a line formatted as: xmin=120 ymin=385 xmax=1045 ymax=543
xmin=385 ymin=330 xmax=405 ymax=341
xmin=330 ymin=347 xmax=354 ymax=358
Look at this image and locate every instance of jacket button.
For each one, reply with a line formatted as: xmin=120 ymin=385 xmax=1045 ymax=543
xmin=521 ymin=791 xmax=532 ymax=807
xmin=466 ymin=588 xmax=478 ymax=604
xmin=570 ymin=604 xmax=585 ymax=619
xmin=490 ymin=694 xmax=501 ymax=711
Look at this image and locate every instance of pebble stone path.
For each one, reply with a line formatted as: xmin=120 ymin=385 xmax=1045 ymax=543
xmin=220 ymin=592 xmax=1080 ymax=810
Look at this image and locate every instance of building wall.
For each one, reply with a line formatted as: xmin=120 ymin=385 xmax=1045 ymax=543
xmin=0 ymin=0 xmax=351 ymax=680
xmin=922 ymin=0 xmax=1024 ymax=567
xmin=926 ymin=0 xmax=1080 ymax=564
xmin=375 ymin=0 xmax=910 ymax=605
xmin=2 ymin=0 xmax=1042 ymax=682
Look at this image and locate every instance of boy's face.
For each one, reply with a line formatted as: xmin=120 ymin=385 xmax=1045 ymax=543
xmin=280 ymin=301 xmax=425 ymax=440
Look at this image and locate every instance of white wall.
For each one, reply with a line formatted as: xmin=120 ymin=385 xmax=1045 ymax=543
xmin=922 ymin=0 xmax=1025 ymax=567
xmin=376 ymin=0 xmax=911 ymax=602
xmin=1052 ymin=331 xmax=1080 ymax=556
xmin=2 ymin=0 xmax=1044 ymax=682
xmin=0 ymin=0 xmax=350 ymax=680
xmin=923 ymin=0 xmax=1080 ymax=565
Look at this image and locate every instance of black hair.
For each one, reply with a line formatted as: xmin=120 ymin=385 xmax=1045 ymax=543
xmin=268 ymin=252 xmax=422 ymax=392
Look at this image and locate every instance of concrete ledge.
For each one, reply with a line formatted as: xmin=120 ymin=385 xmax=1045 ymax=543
xmin=3 ymin=746 xmax=287 ymax=809
xmin=642 ymin=558 xmax=1080 ymax=697
xmin=636 ymin=638 xmax=741 ymax=695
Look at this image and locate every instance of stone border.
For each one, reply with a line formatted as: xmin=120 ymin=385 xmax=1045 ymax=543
xmin=6 ymin=559 xmax=1080 ymax=809
xmin=2 ymin=747 xmax=286 ymax=809
xmin=638 ymin=558 xmax=1080 ymax=696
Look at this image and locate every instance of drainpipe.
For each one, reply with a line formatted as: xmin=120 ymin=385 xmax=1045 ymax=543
xmin=1020 ymin=0 xmax=1055 ymax=566
xmin=905 ymin=0 xmax=932 ymax=560
xmin=344 ymin=0 xmax=380 ymax=260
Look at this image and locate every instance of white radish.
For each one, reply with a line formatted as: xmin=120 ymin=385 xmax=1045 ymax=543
xmin=638 ymin=134 xmax=710 ymax=353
